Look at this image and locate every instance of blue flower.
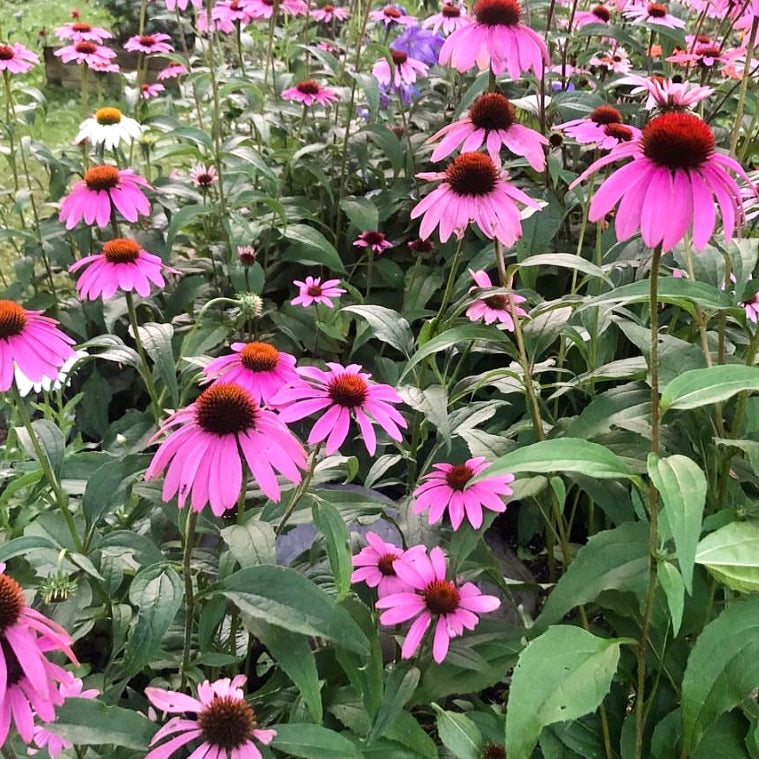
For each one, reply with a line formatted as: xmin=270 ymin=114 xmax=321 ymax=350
xmin=391 ymin=27 xmax=443 ymax=66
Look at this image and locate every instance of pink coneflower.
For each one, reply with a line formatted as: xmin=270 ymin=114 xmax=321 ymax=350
xmin=351 ymin=532 xmax=426 ymax=597
xmin=54 ymin=21 xmax=113 ymax=42
xmin=354 ymin=230 xmax=394 ymax=254
xmin=375 ymin=547 xmax=500 ymax=662
xmin=667 ymin=42 xmax=735 ymax=67
xmin=574 ymin=3 xmax=612 ymax=26
xmin=0 ymin=43 xmax=39 ymax=74
xmin=238 ymin=245 xmax=257 ymax=264
xmin=369 ymin=5 xmax=418 ymax=25
xmin=166 ymin=0 xmax=203 ymax=10
xmin=0 ymin=301 xmax=76 ymax=392
xmin=743 ymin=171 xmax=759 ymax=223
xmin=557 ymin=104 xmax=640 ymax=150
xmin=624 ymin=2 xmax=685 ymax=27
xmin=428 ymin=92 xmax=548 ymax=170
xmin=408 ymin=237 xmax=435 ymax=254
xmin=742 ymin=292 xmax=759 ymax=323
xmin=291 ymin=276 xmax=346 ymax=308
xmin=141 ymin=82 xmax=165 ymax=99
xmin=465 ymin=269 xmax=527 ymax=329
xmin=411 ymin=152 xmax=539 ymax=246
xmin=197 ymin=0 xmax=254 ymax=33
xmin=438 ymin=0 xmax=549 ymax=78
xmin=158 ymin=61 xmax=188 ymax=79
xmin=54 ymin=41 xmax=116 ymax=67
xmin=372 ymin=50 xmax=428 ymax=87
xmin=59 ymin=166 xmax=151 ymax=229
xmin=69 ymin=238 xmax=175 ymax=300
xmin=203 ymin=342 xmax=299 ymax=405
xmin=412 ymin=455 xmax=515 ymax=529
xmin=145 ymin=382 xmax=307 ymax=514
xmin=589 ymin=46 xmax=631 ymax=73
xmin=613 ymin=74 xmax=713 ymax=111
xmin=312 ymin=2 xmax=350 ymax=21
xmin=191 ymin=164 xmax=218 ymax=188
xmin=571 ymin=111 xmax=754 ymax=251
xmin=281 ymin=79 xmax=339 ymax=107
xmin=422 ymin=3 xmax=470 ymax=34
xmin=274 ymin=363 xmax=406 ymax=455
xmin=124 ymin=32 xmax=174 ymax=54
xmin=145 ymin=676 xmax=276 ymax=759
xmin=243 ymin=0 xmax=308 ymax=19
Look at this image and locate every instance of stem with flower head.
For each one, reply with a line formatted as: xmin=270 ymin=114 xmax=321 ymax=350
xmin=730 ymin=16 xmax=758 ymax=156
xmin=264 ymin=0 xmax=281 ymax=91
xmin=125 ymin=291 xmax=162 ymax=423
xmin=276 ymin=444 xmax=322 ymax=536
xmin=634 ymin=242 xmax=663 ymax=759
xmin=180 ymin=508 xmax=199 ymax=689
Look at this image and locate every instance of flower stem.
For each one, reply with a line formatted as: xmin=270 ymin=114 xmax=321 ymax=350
xmin=180 ymin=508 xmax=199 ymax=689
xmin=729 ymin=16 xmax=758 ymax=156
xmin=431 ymin=238 xmax=464 ymax=332
xmin=125 ymin=291 xmax=162 ymax=423
xmin=276 ymin=445 xmax=321 ymax=536
xmin=635 ymin=243 xmax=663 ymax=759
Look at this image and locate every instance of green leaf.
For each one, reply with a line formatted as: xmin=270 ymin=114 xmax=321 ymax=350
xmin=343 ymin=305 xmax=414 ymax=356
xmin=537 ymin=522 xmax=649 ymax=628
xmin=369 ymin=666 xmax=420 ymax=743
xmin=15 ymin=419 xmax=65 ymax=477
xmin=648 ymin=453 xmax=706 ymax=591
xmin=271 ymin=724 xmax=361 ymax=758
xmin=482 ymin=439 xmax=635 ymax=483
xmin=660 ymin=366 xmax=759 ymax=412
xmin=217 ymin=566 xmax=369 ymax=653
xmin=282 ymin=223 xmax=345 ymax=273
xmin=166 ymin=204 xmax=214 ymax=248
xmin=82 ymin=454 xmax=147 ymax=527
xmin=0 ymin=534 xmax=62 ymax=562
xmin=657 ymin=561 xmax=685 ymax=637
xmin=516 ymin=253 xmax=611 ymax=285
xmin=340 ymin=197 xmax=379 ymax=231
xmin=137 ymin=322 xmax=179 ymax=407
xmin=506 ymin=626 xmax=623 ymax=759
xmin=122 ymin=564 xmax=183 ymax=676
xmin=681 ymin=598 xmax=759 ymax=754
xmin=220 ymin=520 xmax=276 ymax=567
xmin=695 ymin=521 xmax=759 ymax=592
xmin=312 ymin=498 xmax=352 ymax=600
xmin=49 ymin=698 xmax=156 ymax=750
xmin=433 ymin=706 xmax=482 ymax=759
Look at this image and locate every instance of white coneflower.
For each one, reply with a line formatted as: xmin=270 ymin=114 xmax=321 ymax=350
xmin=75 ymin=107 xmax=143 ymax=150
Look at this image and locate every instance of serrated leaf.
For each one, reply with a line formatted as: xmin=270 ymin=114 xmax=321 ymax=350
xmin=344 ymin=305 xmax=414 ymax=355
xmin=15 ymin=419 xmax=65 ymax=477
xmin=340 ymin=197 xmax=379 ymax=231
xmin=695 ymin=521 xmax=759 ymax=592
xmin=137 ymin=322 xmax=178 ymax=407
xmin=220 ymin=520 xmax=276 ymax=567
xmin=82 ymin=454 xmax=147 ymax=527
xmin=660 ymin=366 xmax=759 ymax=412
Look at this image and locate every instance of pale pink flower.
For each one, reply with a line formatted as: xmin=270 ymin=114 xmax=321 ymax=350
xmin=353 ymin=230 xmax=394 ymax=254
xmin=59 ymin=166 xmax=151 ymax=229
xmin=146 ymin=382 xmax=307 ymax=514
xmin=372 ymin=50 xmax=428 ymax=87
xmin=274 ymin=363 xmax=407 ymax=455
xmin=0 ymin=43 xmax=39 ymax=74
xmin=312 ymin=2 xmax=350 ymax=21
xmin=141 ymin=82 xmax=165 ymax=99
xmin=202 ymin=342 xmax=299 ymax=405
xmin=624 ymin=2 xmax=685 ymax=27
xmin=613 ymin=74 xmax=713 ymax=110
xmin=290 ymin=276 xmax=346 ymax=308
xmin=124 ymin=32 xmax=174 ymax=54
xmin=369 ymin=5 xmax=418 ymax=25
xmin=191 ymin=164 xmax=217 ymax=188
xmin=422 ymin=2 xmax=470 ymax=34
xmin=589 ymin=46 xmax=631 ymax=73
xmin=465 ymin=269 xmax=527 ymax=329
xmin=742 ymin=293 xmax=759 ymax=323
xmin=667 ymin=41 xmax=734 ymax=67
xmin=145 ymin=676 xmax=276 ymax=759
xmin=428 ymin=91 xmax=548 ymax=169
xmin=54 ymin=41 xmax=117 ymax=68
xmin=166 ymin=0 xmax=203 ymax=10
xmin=557 ymin=104 xmax=641 ymax=149
xmin=242 ymin=0 xmax=308 ymax=19
xmin=351 ymin=532 xmax=426 ymax=597
xmin=197 ymin=0 xmax=254 ymax=32
xmin=412 ymin=455 xmax=515 ymax=529
xmin=281 ymin=79 xmax=339 ymax=106
xmin=54 ymin=21 xmax=113 ymax=42
xmin=574 ymin=3 xmax=612 ymax=27
xmin=375 ymin=546 xmax=501 ymax=662
xmin=157 ymin=61 xmax=188 ymax=80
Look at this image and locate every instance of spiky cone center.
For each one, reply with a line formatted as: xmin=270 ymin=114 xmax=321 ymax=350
xmin=71 ymin=22 xmax=93 ymax=32
xmin=483 ymin=744 xmax=507 ymax=759
xmin=445 ymin=463 xmax=474 ymax=490
xmin=0 ymin=46 xmax=15 ymax=60
xmin=442 ymin=2 xmax=462 ymax=15
xmin=139 ymin=34 xmax=157 ymax=46
xmin=306 ymin=284 xmax=324 ymax=297
xmin=445 ymin=152 xmax=498 ymax=196
xmin=360 ymin=231 xmax=386 ymax=246
xmin=378 ymin=552 xmax=400 ymax=575
xmin=328 ymin=373 xmax=368 ymax=408
xmin=103 ymin=238 xmax=141 ymax=263
xmin=323 ymin=3 xmax=336 ymax=10
xmin=642 ymin=112 xmax=714 ymax=170
xmin=195 ymin=383 xmax=258 ymax=436
xmin=195 ymin=171 xmax=215 ymax=186
xmin=0 ymin=300 xmax=27 ymax=338
xmin=423 ymin=579 xmax=460 ymax=615
xmin=74 ymin=41 xmax=98 ymax=54
xmin=646 ymin=2 xmax=667 ymax=15
xmin=470 ymin=92 xmax=516 ymax=131
xmin=94 ymin=106 xmax=123 ymax=125
xmin=696 ymin=45 xmax=721 ymax=58
xmin=239 ymin=342 xmax=279 ymax=372
xmin=473 ymin=0 xmax=521 ymax=26
xmin=485 ymin=294 xmax=517 ymax=311
xmin=590 ymin=105 xmax=623 ymax=125
xmin=383 ymin=6 xmax=402 ymax=17
xmin=604 ymin=123 xmax=634 ymax=141
xmin=591 ymin=4 xmax=610 ymax=20
xmin=0 ymin=574 xmax=25 ymax=632
xmin=296 ymin=79 xmax=320 ymax=95
xmin=197 ymin=695 xmax=256 ymax=750
xmin=391 ymin=50 xmax=408 ymax=65
xmin=84 ymin=165 xmax=120 ymax=191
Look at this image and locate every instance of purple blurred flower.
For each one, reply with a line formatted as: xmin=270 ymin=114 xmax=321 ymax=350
xmin=392 ymin=26 xmax=444 ymax=66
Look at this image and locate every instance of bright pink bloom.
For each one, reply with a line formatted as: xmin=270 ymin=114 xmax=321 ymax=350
xmin=411 ymin=152 xmax=539 ymax=246
xmin=141 ymin=82 xmax=165 ymax=99
xmin=623 ymin=2 xmax=685 ymax=27
xmin=145 ymin=382 xmax=307 ymax=514
xmin=291 ymin=276 xmax=346 ymax=308
xmin=351 ymin=532 xmax=426 ymax=597
xmin=439 ymin=0 xmax=549 ymax=77
xmin=59 ymin=166 xmax=151 ymax=229
xmin=312 ymin=2 xmax=350 ymax=21
xmin=203 ymin=342 xmax=299 ymax=405
xmin=281 ymin=79 xmax=339 ymax=107
xmin=197 ymin=0 xmax=254 ymax=32
xmin=158 ymin=61 xmax=188 ymax=79
xmin=412 ymin=455 xmax=515 ymax=529
xmin=375 ymin=547 xmax=500 ymax=662
xmin=613 ymin=74 xmax=713 ymax=110
xmin=742 ymin=293 xmax=759 ymax=323
xmin=0 ymin=301 xmax=76 ymax=392
xmin=428 ymin=91 xmax=547 ymax=169
xmin=274 ymin=363 xmax=406 ymax=455
xmin=54 ymin=41 xmax=116 ymax=67
xmin=557 ymin=104 xmax=640 ymax=150
xmin=124 ymin=32 xmax=174 ymax=54
xmin=242 ymin=0 xmax=308 ymax=19
xmin=465 ymin=269 xmax=527 ymax=329
xmin=54 ymin=21 xmax=113 ymax=42
xmin=589 ymin=46 xmax=631 ymax=73
xmin=422 ymin=3 xmax=470 ymax=34
xmin=0 ymin=43 xmax=39 ymax=74
xmin=574 ymin=3 xmax=612 ymax=27
xmin=353 ymin=230 xmax=393 ymax=254
xmin=145 ymin=676 xmax=276 ymax=759
xmin=372 ymin=50 xmax=428 ymax=87
xmin=571 ymin=111 xmax=754 ymax=251
xmin=69 ymin=238 xmax=175 ymax=300
xmin=191 ymin=164 xmax=217 ymax=188
xmin=369 ymin=5 xmax=417 ymax=25
xmin=667 ymin=41 xmax=735 ymax=67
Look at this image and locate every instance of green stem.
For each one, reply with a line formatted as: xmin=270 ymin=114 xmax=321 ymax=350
xmin=125 ymin=292 xmax=162 ymax=422
xmin=431 ymin=238 xmax=464 ymax=332
xmin=276 ymin=445 xmax=321 ymax=536
xmin=729 ymin=16 xmax=758 ymax=156
xmin=180 ymin=509 xmax=199 ymax=688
